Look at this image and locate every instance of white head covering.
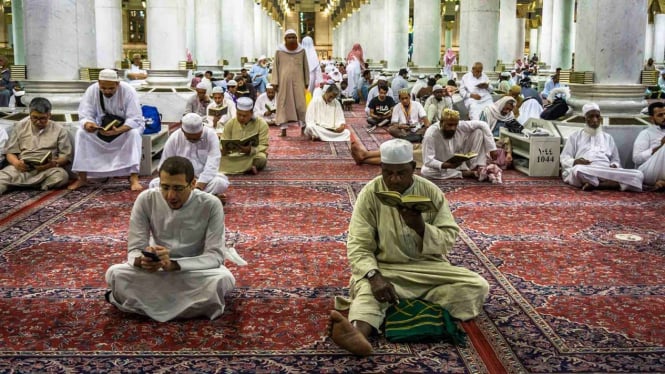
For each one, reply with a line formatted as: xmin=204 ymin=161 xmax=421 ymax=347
xmin=433 ymin=84 xmax=444 ymax=92
xmin=582 ymin=102 xmax=600 ymax=116
xmin=301 ymin=36 xmax=320 ymax=74
xmin=285 ymin=29 xmax=297 ymax=36
xmin=380 ymin=139 xmax=413 ymax=164
xmin=266 ymin=84 xmax=273 ymax=89
xmin=227 ymin=79 xmax=237 ymax=86
xmin=181 ymin=113 xmax=203 ymax=133
xmin=212 ymin=86 xmax=223 ymax=94
xmin=196 ymin=82 xmax=207 ymax=90
xmin=418 ymin=74 xmax=426 ymax=79
xmin=236 ymin=97 xmax=254 ymax=111
xmin=258 ymin=55 xmax=267 ymax=61
xmin=98 ymin=69 xmax=119 ymax=82
xmin=377 ymin=75 xmax=388 ymax=82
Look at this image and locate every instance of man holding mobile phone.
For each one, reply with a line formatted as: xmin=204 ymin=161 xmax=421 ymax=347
xmin=104 ymin=156 xmax=246 ymax=322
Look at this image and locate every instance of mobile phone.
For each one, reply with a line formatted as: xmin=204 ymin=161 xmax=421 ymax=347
xmin=141 ymin=250 xmax=160 ymax=262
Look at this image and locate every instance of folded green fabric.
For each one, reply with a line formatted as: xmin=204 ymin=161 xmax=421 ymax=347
xmin=384 ymin=299 xmax=466 ymax=346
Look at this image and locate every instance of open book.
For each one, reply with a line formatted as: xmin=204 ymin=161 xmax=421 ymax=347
xmin=220 ymin=133 xmax=260 ymax=153
xmin=265 ymin=103 xmax=276 ymax=113
xmin=208 ymin=106 xmax=228 ymax=117
xmin=102 ymin=119 xmax=122 ymax=132
xmin=374 ymin=191 xmax=437 ymax=213
xmin=22 ymin=151 xmax=52 ymax=168
xmin=446 ymin=152 xmax=477 ymax=164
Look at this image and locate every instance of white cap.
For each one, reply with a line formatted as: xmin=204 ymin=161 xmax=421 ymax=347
xmin=418 ymin=74 xmax=426 ymax=79
xmin=380 ymin=139 xmax=413 ymax=164
xmin=236 ymin=97 xmax=254 ymax=111
xmin=582 ymin=102 xmax=600 ymax=116
xmin=181 ymin=113 xmax=203 ymax=133
xmin=500 ymin=71 xmax=511 ymax=78
xmin=98 ymin=69 xmax=119 ymax=82
xmin=259 ymin=55 xmax=267 ymax=61
xmin=433 ymin=84 xmax=444 ymax=91
xmin=196 ymin=82 xmax=207 ymax=90
xmin=212 ymin=86 xmax=223 ymax=94
xmin=377 ymin=75 xmax=388 ymax=81
xmin=227 ymin=79 xmax=237 ymax=86
xmin=285 ymin=29 xmax=297 ymax=36
xmin=266 ymin=84 xmax=273 ymax=89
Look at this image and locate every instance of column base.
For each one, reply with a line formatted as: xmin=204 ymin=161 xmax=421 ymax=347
xmin=146 ymin=70 xmax=190 ymax=87
xmin=567 ymin=83 xmax=647 ymax=116
xmin=22 ymin=81 xmax=91 ymax=111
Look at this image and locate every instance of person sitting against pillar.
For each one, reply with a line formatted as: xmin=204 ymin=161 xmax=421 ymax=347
xmin=540 ymin=68 xmax=563 ymax=102
xmin=420 ymin=108 xmax=497 ymax=180
xmin=365 ymin=76 xmax=395 ymax=115
xmin=387 ymin=89 xmax=430 ymax=143
xmin=560 ymin=103 xmax=644 ymax=192
xmin=207 ymin=86 xmax=233 ymax=131
xmin=355 ymin=69 xmax=372 ymax=103
xmin=632 ymin=102 xmax=665 ymax=191
xmin=459 ymin=62 xmax=493 ymax=120
xmin=479 ymin=96 xmax=518 ymax=137
xmin=185 ymin=82 xmax=211 ymax=118
xmin=105 ymin=155 xmax=243 ymax=322
xmin=0 ymin=97 xmax=72 ymax=194
xmin=249 ymin=55 xmax=270 ymax=94
xmin=423 ymin=84 xmax=453 ymax=124
xmin=125 ymin=54 xmax=148 ymax=88
xmin=70 ymin=69 xmax=144 ymax=191
xmin=366 ymin=85 xmax=396 ymax=130
xmin=220 ymin=97 xmax=269 ymax=175
xmin=200 ymin=70 xmax=214 ymax=96
xmin=643 ymin=58 xmax=656 ymax=71
xmin=149 ymin=113 xmax=229 ymax=203
xmin=304 ymin=84 xmax=350 ymax=142
xmin=390 ymin=68 xmax=410 ymax=101
xmin=328 ymin=138 xmax=489 ymax=356
xmin=410 ymin=74 xmax=427 ymax=101
xmin=254 ymin=84 xmax=277 ymax=126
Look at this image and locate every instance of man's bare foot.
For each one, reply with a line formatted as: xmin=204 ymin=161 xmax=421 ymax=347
xmin=462 ymin=170 xmax=479 ymax=179
xmin=129 ymin=175 xmax=144 ymax=191
xmin=581 ymin=182 xmax=593 ymax=191
xmin=654 ymin=180 xmax=665 ymax=191
xmin=217 ymin=193 xmax=228 ymax=205
xmin=327 ymin=310 xmax=373 ymax=356
xmin=350 ymin=140 xmax=367 ymax=165
xmin=67 ymin=179 xmax=86 ymax=190
xmin=249 ymin=166 xmax=258 ymax=175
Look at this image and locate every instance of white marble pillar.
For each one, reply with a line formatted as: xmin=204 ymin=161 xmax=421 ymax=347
xmin=384 ymin=0 xmax=409 ymax=71
xmin=645 ymin=19 xmax=653 ymax=61
xmin=365 ymin=0 xmax=386 ymax=63
xmin=254 ymin=4 xmax=266 ymax=58
xmin=539 ymin=0 xmax=553 ymax=66
xmin=459 ymin=0 xmax=499 ymax=70
xmin=194 ymin=0 xmax=220 ymax=65
xmin=147 ymin=0 xmax=186 ymax=69
xmin=445 ymin=29 xmax=453 ymax=50
xmin=549 ymin=0 xmax=574 ymax=69
xmin=220 ymin=0 xmax=243 ymax=68
xmin=185 ymin=0 xmax=196 ymax=61
xmin=95 ymin=0 xmax=122 ymax=69
xmin=413 ymin=0 xmax=441 ymax=68
xmin=516 ymin=18 xmax=526 ymax=61
xmin=498 ymin=0 xmax=518 ymax=63
xmin=529 ymin=28 xmax=539 ymax=58
xmin=242 ymin=0 xmax=255 ymax=62
xmin=568 ymin=0 xmax=648 ymax=115
xmin=654 ymin=13 xmax=665 ymax=62
xmin=11 ymin=0 xmax=25 ymax=65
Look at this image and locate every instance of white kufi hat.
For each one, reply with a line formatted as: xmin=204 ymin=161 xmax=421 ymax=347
xmin=582 ymin=102 xmax=600 ymax=116
xmin=236 ymin=97 xmax=254 ymax=111
xmin=380 ymin=139 xmax=413 ymax=164
xmin=181 ymin=113 xmax=203 ymax=133
xmin=98 ymin=69 xmax=119 ymax=82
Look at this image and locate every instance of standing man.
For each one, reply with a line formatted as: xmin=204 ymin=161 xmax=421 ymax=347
xmin=459 ymin=62 xmax=493 ymax=120
xmin=328 ymin=139 xmax=489 ymax=356
xmin=560 ymin=103 xmax=643 ymax=192
xmin=271 ymin=29 xmax=309 ymax=137
xmin=70 ymin=69 xmax=144 ymax=191
xmin=220 ymin=97 xmax=269 ymax=175
xmin=632 ymin=102 xmax=665 ymax=190
xmin=0 ymin=97 xmax=72 ymax=194
xmin=105 ymin=156 xmax=242 ymax=322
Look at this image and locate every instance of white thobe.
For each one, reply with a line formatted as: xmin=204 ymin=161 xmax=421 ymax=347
xmin=391 ymin=76 xmax=409 ymax=101
xmin=459 ymin=72 xmax=493 ymax=120
xmin=0 ymin=127 xmax=7 ymax=163
xmin=517 ymin=98 xmax=544 ymax=124
xmin=410 ymin=79 xmax=426 ymax=100
xmin=304 ymin=95 xmax=350 ymax=141
xmin=254 ymin=93 xmax=277 ymax=125
xmin=73 ymin=81 xmax=144 ymax=177
xmin=105 ymin=189 xmax=238 ymax=322
xmin=365 ymin=85 xmax=395 ymax=115
xmin=206 ymin=97 xmax=235 ymax=131
xmin=125 ymin=64 xmax=147 ymax=88
xmin=632 ymin=125 xmax=665 ymax=185
xmin=220 ymin=93 xmax=237 ymax=124
xmin=200 ymin=77 xmax=213 ymax=96
xmin=391 ymin=101 xmax=427 ymax=132
xmin=148 ymin=128 xmax=229 ymax=195
xmin=424 ymin=95 xmax=454 ymax=123
xmin=421 ymin=121 xmax=497 ymax=179
xmin=346 ymin=57 xmax=362 ymax=97
xmin=561 ymin=129 xmax=643 ymax=191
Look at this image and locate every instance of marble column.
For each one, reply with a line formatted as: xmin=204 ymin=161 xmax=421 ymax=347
xmin=516 ymin=18 xmax=526 ymax=61
xmin=549 ymin=0 xmax=574 ymax=69
xmin=220 ymin=0 xmax=243 ymax=68
xmin=242 ymin=0 xmax=255 ymax=62
xmin=654 ymin=13 xmax=665 ymax=62
xmin=413 ymin=0 xmax=441 ymax=69
xmin=529 ymin=28 xmax=539 ymax=58
xmin=384 ymin=0 xmax=409 ymax=72
xmin=539 ymin=0 xmax=553 ymax=66
xmin=254 ymin=4 xmax=266 ymax=58
xmin=568 ymin=0 xmax=648 ymax=115
xmin=11 ymin=0 xmax=25 ymax=65
xmin=498 ymin=0 xmax=518 ymax=63
xmin=185 ymin=0 xmax=196 ymax=61
xmin=147 ymin=0 xmax=186 ymax=69
xmin=645 ymin=19 xmax=653 ymax=61
xmin=459 ymin=0 xmax=499 ymax=70
xmin=95 ymin=0 xmax=122 ymax=69
xmin=193 ymin=0 xmax=220 ymax=66
xmin=445 ymin=29 xmax=453 ymax=50
xmin=365 ymin=0 xmax=385 ymax=63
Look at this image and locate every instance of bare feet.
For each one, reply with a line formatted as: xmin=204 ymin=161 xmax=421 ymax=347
xmin=328 ymin=310 xmax=373 ymax=356
xmin=249 ymin=166 xmax=258 ymax=175
xmin=462 ymin=170 xmax=479 ymax=179
xmin=581 ymin=182 xmax=593 ymax=191
xmin=654 ymin=180 xmax=665 ymax=191
xmin=217 ymin=193 xmax=228 ymax=205
xmin=129 ymin=175 xmax=144 ymax=191
xmin=350 ymin=140 xmax=367 ymax=165
xmin=67 ymin=179 xmax=87 ymax=190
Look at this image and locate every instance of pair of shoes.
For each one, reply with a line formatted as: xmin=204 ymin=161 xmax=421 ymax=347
xmin=280 ymin=129 xmax=287 ymax=137
xmin=366 ymin=126 xmax=376 ymax=133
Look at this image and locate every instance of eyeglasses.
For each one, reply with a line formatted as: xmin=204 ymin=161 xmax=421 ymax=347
xmin=30 ymin=115 xmax=49 ymax=122
xmin=160 ymin=184 xmax=190 ymax=192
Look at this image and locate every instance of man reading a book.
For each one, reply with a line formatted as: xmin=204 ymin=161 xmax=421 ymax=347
xmin=185 ymin=82 xmax=211 ymax=118
xmin=0 ymin=97 xmax=72 ymax=194
xmin=366 ymin=85 xmax=396 ymax=130
xmin=329 ymin=139 xmax=489 ymax=356
xmin=207 ymin=86 xmax=233 ymax=130
xmin=254 ymin=84 xmax=277 ymax=125
xmin=421 ymin=108 xmax=498 ymax=179
xmin=387 ymin=89 xmax=430 ymax=142
xmin=220 ymin=97 xmax=269 ymax=175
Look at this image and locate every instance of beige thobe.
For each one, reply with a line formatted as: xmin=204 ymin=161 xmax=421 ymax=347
xmin=271 ymin=48 xmax=309 ymax=125
xmin=220 ymin=117 xmax=269 ymax=174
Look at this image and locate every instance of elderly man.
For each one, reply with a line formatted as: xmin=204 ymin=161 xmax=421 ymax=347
xmin=0 ymin=97 xmax=72 ymax=194
xmin=105 ymin=156 xmax=243 ymax=322
xmin=149 ymin=113 xmax=229 ymax=202
xmin=250 ymin=55 xmax=270 ymax=94
xmin=541 ymin=68 xmax=563 ymax=102
xmin=254 ymin=84 xmax=277 ymax=126
xmin=633 ymin=102 xmax=665 ymax=190
xmin=391 ymin=68 xmax=409 ymax=101
xmin=125 ymin=54 xmax=147 ymax=88
xmin=388 ymin=89 xmax=430 ymax=142
xmin=328 ymin=139 xmax=489 ymax=356
xmin=304 ymin=84 xmax=350 ymax=141
xmin=271 ymin=29 xmax=309 ymax=137
xmin=220 ymin=97 xmax=269 ymax=175
xmin=423 ymin=84 xmax=453 ymax=124
xmin=185 ymin=82 xmax=211 ymax=117
xmin=459 ymin=62 xmax=493 ymax=120
xmin=70 ymin=69 xmax=144 ymax=191
xmin=560 ymin=103 xmax=643 ymax=192
xmin=421 ymin=108 xmax=497 ymax=179
xmin=365 ymin=76 xmax=395 ymax=115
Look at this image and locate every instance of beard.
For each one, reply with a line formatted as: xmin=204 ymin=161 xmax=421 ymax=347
xmin=442 ymin=130 xmax=456 ymax=139
xmin=583 ymin=124 xmax=601 ymax=135
xmin=285 ymin=41 xmax=298 ymax=51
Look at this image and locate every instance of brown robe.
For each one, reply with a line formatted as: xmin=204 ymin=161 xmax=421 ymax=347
xmin=271 ymin=49 xmax=309 ymax=125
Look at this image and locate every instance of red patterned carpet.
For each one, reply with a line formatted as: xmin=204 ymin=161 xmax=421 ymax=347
xmin=0 ymin=105 xmax=663 ymax=373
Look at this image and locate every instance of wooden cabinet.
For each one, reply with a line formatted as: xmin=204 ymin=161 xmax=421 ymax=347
xmin=139 ymin=126 xmax=169 ymax=176
xmin=500 ymin=128 xmax=560 ymax=177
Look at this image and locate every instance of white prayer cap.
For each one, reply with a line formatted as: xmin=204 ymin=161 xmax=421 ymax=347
xmin=510 ymin=69 xmax=516 ymax=73
xmin=380 ymin=139 xmax=413 ymax=164
xmin=98 ymin=69 xmax=119 ymax=82
xmin=582 ymin=102 xmax=600 ymax=116
xmin=196 ymin=82 xmax=207 ymax=90
xmin=181 ymin=113 xmax=203 ymax=133
xmin=433 ymin=84 xmax=444 ymax=92
xmin=285 ymin=29 xmax=297 ymax=36
xmin=227 ymin=79 xmax=237 ymax=86
xmin=212 ymin=86 xmax=223 ymax=94
xmin=266 ymin=84 xmax=273 ymax=89
xmin=418 ymin=74 xmax=426 ymax=79
xmin=236 ymin=96 xmax=254 ymax=111
xmin=259 ymin=55 xmax=267 ymax=61
xmin=500 ymin=71 xmax=511 ymax=78
xmin=377 ymin=75 xmax=388 ymax=81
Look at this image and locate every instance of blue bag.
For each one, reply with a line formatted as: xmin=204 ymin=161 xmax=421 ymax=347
xmin=141 ymin=105 xmax=162 ymax=135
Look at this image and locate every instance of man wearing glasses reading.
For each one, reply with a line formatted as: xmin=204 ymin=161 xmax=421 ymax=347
xmin=0 ymin=97 xmax=72 ymax=194
xmin=104 ymin=156 xmax=244 ymax=322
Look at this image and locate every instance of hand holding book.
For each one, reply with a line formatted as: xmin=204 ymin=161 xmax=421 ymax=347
xmin=445 ymin=152 xmax=477 ymax=166
xmin=374 ymin=191 xmax=437 ymax=213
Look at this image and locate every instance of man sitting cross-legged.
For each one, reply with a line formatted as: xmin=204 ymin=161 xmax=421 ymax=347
xmin=632 ymin=102 xmax=665 ymax=190
xmin=329 ymin=139 xmax=489 ymax=356
xmin=303 ymin=84 xmax=350 ymax=141
xmin=366 ymin=85 xmax=396 ymax=130
xmin=220 ymin=97 xmax=270 ymax=175
xmin=387 ymin=89 xmax=430 ymax=142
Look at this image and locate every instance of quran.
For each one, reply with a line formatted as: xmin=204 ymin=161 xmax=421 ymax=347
xmin=445 ymin=152 xmax=478 ymax=164
xmin=265 ymin=103 xmax=276 ymax=113
xmin=101 ymin=119 xmax=122 ymax=132
xmin=22 ymin=151 xmax=52 ymax=168
xmin=208 ymin=106 xmax=228 ymax=117
xmin=374 ymin=191 xmax=437 ymax=213
xmin=220 ymin=133 xmax=260 ymax=153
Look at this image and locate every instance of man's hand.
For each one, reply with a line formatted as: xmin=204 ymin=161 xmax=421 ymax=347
xmin=139 ymin=246 xmax=166 ymax=272
xmin=369 ymin=273 xmax=399 ymax=304
xmin=83 ymin=121 xmax=99 ymax=133
xmin=239 ymin=144 xmax=252 ymax=154
xmin=476 ymin=82 xmax=489 ymax=90
xmin=470 ymin=93 xmax=481 ymax=100
xmin=334 ymin=124 xmax=347 ymax=133
xmin=15 ymin=160 xmax=30 ymax=173
xmin=573 ymin=158 xmax=591 ymax=166
xmin=34 ymin=160 xmax=57 ymax=172
xmin=442 ymin=160 xmax=463 ymax=169
xmin=399 ymin=207 xmax=425 ymax=237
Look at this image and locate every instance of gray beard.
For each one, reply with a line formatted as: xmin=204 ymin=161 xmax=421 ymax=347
xmin=584 ymin=125 xmax=601 ymax=135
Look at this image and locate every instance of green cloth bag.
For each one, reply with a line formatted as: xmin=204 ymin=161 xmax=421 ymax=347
xmin=384 ymin=299 xmax=466 ymax=346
